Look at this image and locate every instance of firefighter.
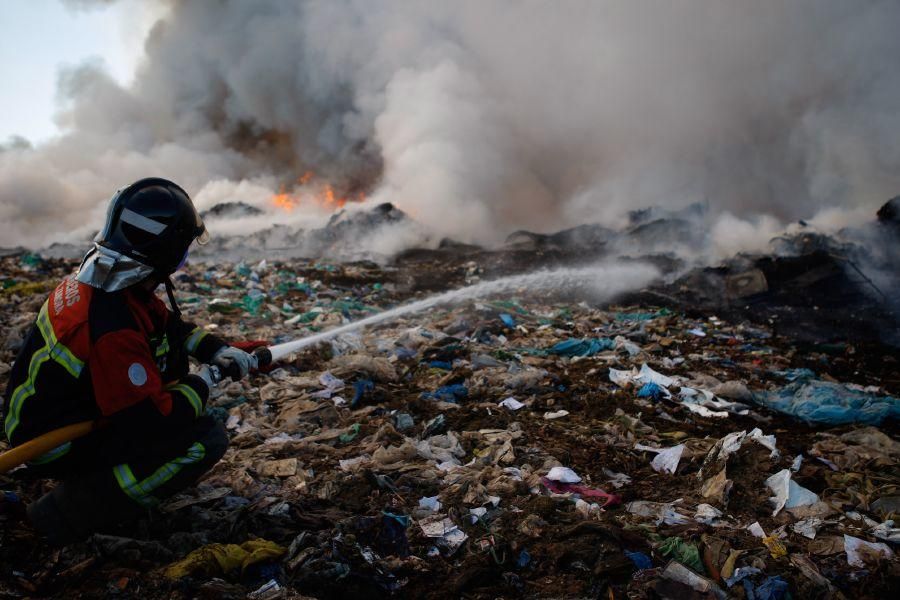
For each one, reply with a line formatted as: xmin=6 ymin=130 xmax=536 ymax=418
xmin=2 ymin=178 xmax=254 ymax=545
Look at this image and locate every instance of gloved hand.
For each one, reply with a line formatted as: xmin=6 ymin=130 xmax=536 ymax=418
xmin=196 ymin=364 xmax=220 ymax=389
xmin=212 ymin=346 xmax=256 ymax=380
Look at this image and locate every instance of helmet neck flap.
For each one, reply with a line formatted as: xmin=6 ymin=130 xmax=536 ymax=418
xmin=75 ymin=244 xmax=156 ymax=292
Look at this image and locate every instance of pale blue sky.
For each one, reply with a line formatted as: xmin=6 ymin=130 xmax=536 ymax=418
xmin=0 ymin=0 xmax=152 ymax=143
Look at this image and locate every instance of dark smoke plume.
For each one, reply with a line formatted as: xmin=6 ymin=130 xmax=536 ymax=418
xmin=2 ymin=0 xmax=899 ymax=253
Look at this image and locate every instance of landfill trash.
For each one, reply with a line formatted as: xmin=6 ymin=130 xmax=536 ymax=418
xmin=541 ymin=478 xmax=622 ymax=507
xmin=626 ymin=500 xmax=692 ymax=526
xmin=624 ymin=550 xmax=652 ymax=570
xmin=0 ymin=235 xmax=898 ymax=598
xmin=614 ymin=336 xmax=641 ymax=356
xmin=765 ymin=469 xmax=819 ymax=516
xmin=418 ymin=496 xmax=442 ymax=512
xmin=751 ymin=576 xmax=789 ymax=600
xmin=421 ymin=383 xmax=468 ymax=403
xmin=603 ymin=469 xmax=631 ymax=489
xmin=637 ymin=363 xmax=677 ymax=387
xmin=792 ymin=517 xmax=824 ymax=539
xmin=468 ymin=507 xmax=487 ymax=523
xmin=418 ymin=515 xmax=468 ymax=554
xmin=657 ymin=537 xmax=705 ymax=574
xmin=636 ymin=382 xmax=666 ymax=400
xmin=694 ymin=503 xmax=725 ymax=526
xmin=393 ymin=412 xmax=415 ymax=431
xmin=542 ymin=409 xmax=569 ymax=420
xmin=762 ymin=535 xmax=788 ymax=559
xmin=498 ymin=397 xmax=524 ymax=410
xmin=634 ymin=443 xmax=685 ymax=474
xmin=163 ymin=539 xmax=286 ymax=579
xmin=544 ymin=466 xmax=581 ymax=483
xmin=660 ymin=560 xmax=726 ymax=599
xmin=843 ymin=534 xmax=894 ymax=568
xmin=748 ymin=522 xmax=766 ymax=538
xmin=547 ymin=337 xmax=614 ymax=357
xmin=755 ymin=379 xmax=899 ymax=425
xmin=725 ymin=566 xmax=761 ymax=588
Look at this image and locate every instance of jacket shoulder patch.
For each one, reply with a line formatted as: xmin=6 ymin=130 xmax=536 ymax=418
xmin=128 ymin=363 xmax=148 ymax=386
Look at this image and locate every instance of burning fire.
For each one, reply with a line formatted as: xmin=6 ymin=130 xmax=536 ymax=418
xmin=271 ymin=171 xmax=362 ymax=212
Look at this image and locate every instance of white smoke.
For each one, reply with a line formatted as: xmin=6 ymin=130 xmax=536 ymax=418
xmin=2 ymin=0 xmax=899 ymax=251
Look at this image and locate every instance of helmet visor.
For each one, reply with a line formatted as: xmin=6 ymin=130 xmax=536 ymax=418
xmin=190 ymin=199 xmax=209 ymax=245
xmin=196 ymin=224 xmax=210 ymax=245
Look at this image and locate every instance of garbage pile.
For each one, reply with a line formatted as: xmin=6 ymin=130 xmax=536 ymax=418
xmin=0 ymin=246 xmax=898 ymax=599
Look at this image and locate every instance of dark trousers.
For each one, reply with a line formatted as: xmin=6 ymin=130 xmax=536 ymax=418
xmin=26 ymin=416 xmax=228 ymax=545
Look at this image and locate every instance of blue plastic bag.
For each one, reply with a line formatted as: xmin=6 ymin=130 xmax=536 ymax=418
xmin=636 ymin=382 xmax=665 ymax=400
xmin=549 ymin=338 xmax=614 ymax=357
xmin=421 ymin=384 xmax=468 ymax=403
xmin=755 ymin=379 xmax=899 ymax=425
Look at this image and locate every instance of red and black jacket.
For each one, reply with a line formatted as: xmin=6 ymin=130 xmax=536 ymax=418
xmin=3 ymin=274 xmax=226 ymax=452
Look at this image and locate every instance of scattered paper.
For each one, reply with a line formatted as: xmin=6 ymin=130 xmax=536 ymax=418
xmin=602 ymin=468 xmax=631 ymax=489
xmin=418 ymin=496 xmax=442 ymax=512
xmin=543 ymin=409 xmax=569 ymax=420
xmin=843 ymin=534 xmax=894 ymax=567
xmin=792 ymin=517 xmax=823 ymax=539
xmin=614 ymin=336 xmax=641 ymax=356
xmin=626 ymin=500 xmax=691 ymax=526
xmin=499 ymin=397 xmax=524 ymax=410
xmin=338 ymin=455 xmax=370 ymax=472
xmin=312 ymin=371 xmax=345 ymax=399
xmin=634 ymin=443 xmax=685 ymax=474
xmin=871 ymin=520 xmax=900 ymax=543
xmin=575 ymin=498 xmax=602 ymax=519
xmin=748 ymin=521 xmax=766 ymax=538
xmin=418 ymin=516 xmax=457 ymax=537
xmin=609 ymin=367 xmax=636 ymax=387
xmin=469 ymin=507 xmax=487 ymax=523
xmin=695 ymin=503 xmax=725 ymax=525
xmin=545 ymin=466 xmax=581 ymax=483
xmin=637 ymin=363 xmax=676 ymax=388
xmin=683 ymin=402 xmax=728 ymax=418
xmin=766 ymin=469 xmax=819 ymax=516
xmin=748 ymin=427 xmax=779 ymax=458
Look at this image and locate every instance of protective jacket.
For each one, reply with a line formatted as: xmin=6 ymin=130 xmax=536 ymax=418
xmin=3 ymin=273 xmax=226 ymax=464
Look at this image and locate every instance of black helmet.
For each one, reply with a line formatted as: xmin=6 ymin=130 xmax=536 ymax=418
xmin=96 ymin=177 xmax=209 ymax=275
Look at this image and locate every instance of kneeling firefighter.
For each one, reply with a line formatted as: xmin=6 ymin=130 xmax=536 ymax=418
xmin=2 ymin=178 xmax=254 ymax=545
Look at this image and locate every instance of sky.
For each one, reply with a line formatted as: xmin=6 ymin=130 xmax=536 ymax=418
xmin=0 ymin=0 xmax=151 ymax=143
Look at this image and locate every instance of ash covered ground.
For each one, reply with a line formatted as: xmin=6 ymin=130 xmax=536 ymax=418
xmin=1 ymin=200 xmax=899 ymax=599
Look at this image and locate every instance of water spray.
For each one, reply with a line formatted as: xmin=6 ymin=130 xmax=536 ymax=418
xmin=261 ymin=261 xmax=658 ymax=363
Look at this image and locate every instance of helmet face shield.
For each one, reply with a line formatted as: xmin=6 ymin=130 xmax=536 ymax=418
xmin=196 ymin=223 xmax=210 ymax=245
xmin=190 ymin=200 xmax=209 ymax=245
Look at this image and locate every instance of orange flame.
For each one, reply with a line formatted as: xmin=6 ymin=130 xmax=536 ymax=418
xmin=270 ymin=173 xmax=362 ymax=213
xmin=272 ymin=184 xmax=295 ymax=211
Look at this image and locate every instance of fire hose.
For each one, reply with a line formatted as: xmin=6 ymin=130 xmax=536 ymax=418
xmin=0 ymin=348 xmax=273 ymax=475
